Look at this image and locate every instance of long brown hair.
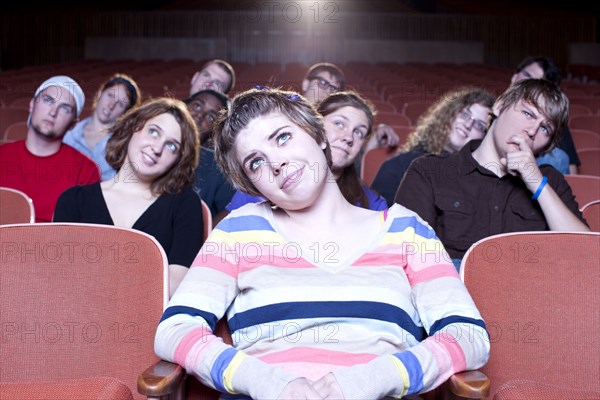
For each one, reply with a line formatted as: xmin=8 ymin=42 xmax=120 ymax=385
xmin=105 ymin=97 xmax=200 ymax=195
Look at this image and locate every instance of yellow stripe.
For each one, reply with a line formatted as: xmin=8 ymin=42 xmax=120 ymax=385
xmin=388 ymin=355 xmax=409 ymax=398
xmin=222 ymin=352 xmax=247 ymax=394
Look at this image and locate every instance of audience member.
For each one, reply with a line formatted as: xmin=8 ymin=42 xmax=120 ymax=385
xmin=54 ymin=97 xmax=203 ymax=296
xmin=511 ymin=56 xmax=580 ymax=174
xmin=226 ymin=90 xmax=386 ymax=211
xmin=63 ymin=73 xmax=141 ymax=180
xmin=396 ymin=79 xmax=589 ymax=266
xmin=189 ymin=59 xmax=235 ymax=96
xmin=154 ymin=87 xmax=490 ymax=400
xmin=184 ymin=89 xmax=235 ymax=219
xmin=302 ymin=62 xmax=400 ymax=150
xmin=372 ymin=87 xmax=494 ymax=206
xmin=0 ymin=75 xmax=100 ymax=222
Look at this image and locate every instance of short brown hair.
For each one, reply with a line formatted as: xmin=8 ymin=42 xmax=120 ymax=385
xmin=212 ymin=87 xmax=330 ymax=197
xmin=202 ymin=59 xmax=236 ymax=94
xmin=495 ymin=79 xmax=568 ymax=153
xmin=106 ymin=97 xmax=200 ymax=195
xmin=304 ymin=63 xmax=346 ymax=91
xmin=93 ymin=73 xmax=141 ymax=111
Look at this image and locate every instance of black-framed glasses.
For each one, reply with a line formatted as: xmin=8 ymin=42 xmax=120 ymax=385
xmin=312 ymin=77 xmax=339 ymax=93
xmin=457 ymin=109 xmax=488 ymax=133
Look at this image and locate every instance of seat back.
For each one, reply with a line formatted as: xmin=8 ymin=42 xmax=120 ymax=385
xmin=360 ymin=146 xmax=399 ymax=186
xmin=3 ymin=121 xmax=28 ymax=142
xmin=570 ymin=128 xmax=600 ymax=151
xmin=0 ymin=187 xmax=35 ymax=224
xmin=577 ymin=149 xmax=600 ymax=176
xmin=200 ymin=199 xmax=213 ymax=241
xmin=0 ymin=223 xmax=168 ymax=399
xmin=460 ymin=231 xmax=600 ymax=397
xmin=582 ymin=200 xmax=600 ymax=232
xmin=563 ymin=174 xmax=600 ymax=209
xmin=570 ymin=115 xmax=600 ymax=133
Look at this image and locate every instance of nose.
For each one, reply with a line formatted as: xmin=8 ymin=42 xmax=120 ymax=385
xmin=341 ymin=131 xmax=354 ymax=146
xmin=271 ymin=160 xmax=288 ymax=176
xmin=463 ymin=118 xmax=475 ymax=130
xmin=48 ymin=104 xmax=59 ymax=117
xmin=108 ymin=99 xmax=117 ymax=110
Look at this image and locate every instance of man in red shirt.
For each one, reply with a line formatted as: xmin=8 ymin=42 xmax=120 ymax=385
xmin=0 ymin=75 xmax=101 ymax=222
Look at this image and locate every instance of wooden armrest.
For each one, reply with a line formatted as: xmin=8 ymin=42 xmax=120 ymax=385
xmin=447 ymin=370 xmax=490 ymax=399
xmin=138 ymin=360 xmax=186 ymax=398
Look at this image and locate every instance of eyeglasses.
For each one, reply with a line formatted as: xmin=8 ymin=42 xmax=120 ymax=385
xmin=311 ymin=77 xmax=339 ymax=93
xmin=457 ymin=109 xmax=488 ymax=133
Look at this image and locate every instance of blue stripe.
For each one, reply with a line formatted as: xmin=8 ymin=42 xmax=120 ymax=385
xmin=389 ymin=216 xmax=436 ymax=239
xmin=160 ymin=306 xmax=219 ymax=331
xmin=220 ymin=215 xmax=275 ymax=233
xmin=429 ymin=315 xmax=488 ymax=338
xmin=394 ymin=351 xmax=424 ymax=394
xmin=210 ymin=348 xmax=238 ymax=393
xmin=229 ymin=301 xmax=426 ymax=341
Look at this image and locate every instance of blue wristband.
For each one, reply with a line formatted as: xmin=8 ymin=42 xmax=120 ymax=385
xmin=531 ymin=176 xmax=548 ymax=200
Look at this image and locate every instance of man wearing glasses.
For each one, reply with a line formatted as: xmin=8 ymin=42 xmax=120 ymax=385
xmin=395 ymin=79 xmax=589 ymax=269
xmin=301 ymin=62 xmax=400 ymax=151
xmin=301 ymin=62 xmax=345 ymax=103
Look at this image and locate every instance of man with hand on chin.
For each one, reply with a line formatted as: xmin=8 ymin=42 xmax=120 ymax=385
xmin=396 ymin=79 xmax=589 ymax=267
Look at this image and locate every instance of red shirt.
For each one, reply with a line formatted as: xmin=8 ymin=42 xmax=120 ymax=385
xmin=0 ymin=140 xmax=101 ymax=222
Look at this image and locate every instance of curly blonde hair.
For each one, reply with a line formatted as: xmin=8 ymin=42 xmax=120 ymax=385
xmin=402 ymin=87 xmax=495 ymax=154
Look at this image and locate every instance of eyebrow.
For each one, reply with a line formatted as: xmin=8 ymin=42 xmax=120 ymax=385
xmin=242 ymin=125 xmax=290 ymax=166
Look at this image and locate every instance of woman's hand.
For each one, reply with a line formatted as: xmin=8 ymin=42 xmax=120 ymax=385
xmin=313 ymin=373 xmax=345 ymax=399
xmin=277 ymin=378 xmax=324 ymax=400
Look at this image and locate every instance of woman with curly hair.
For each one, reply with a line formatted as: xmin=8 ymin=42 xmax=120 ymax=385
xmin=371 ymin=87 xmax=495 ymax=206
xmin=54 ymin=97 xmax=203 ymax=296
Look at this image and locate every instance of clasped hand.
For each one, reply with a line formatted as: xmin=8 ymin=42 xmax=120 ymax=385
xmin=277 ymin=373 xmax=344 ymax=400
xmin=499 ymin=135 xmax=544 ymax=193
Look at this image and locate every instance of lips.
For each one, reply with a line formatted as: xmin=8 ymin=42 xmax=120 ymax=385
xmin=281 ymin=166 xmax=304 ymax=190
xmin=141 ymin=151 xmax=157 ymax=165
xmin=331 ymin=145 xmax=350 ymax=156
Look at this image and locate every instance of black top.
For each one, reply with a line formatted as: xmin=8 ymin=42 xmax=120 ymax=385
xmin=194 ymin=147 xmax=235 ymax=216
xmin=54 ymin=182 xmax=204 ymax=267
xmin=371 ymin=150 xmax=426 ymax=207
xmin=395 ymin=140 xmax=585 ymax=259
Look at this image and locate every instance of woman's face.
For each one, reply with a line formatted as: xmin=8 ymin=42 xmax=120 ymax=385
xmin=323 ymin=106 xmax=369 ymax=170
xmin=95 ymin=83 xmax=132 ymax=125
xmin=125 ymin=112 xmax=182 ymax=182
xmin=445 ymin=103 xmax=490 ymax=153
xmin=234 ymin=112 xmax=329 ymax=210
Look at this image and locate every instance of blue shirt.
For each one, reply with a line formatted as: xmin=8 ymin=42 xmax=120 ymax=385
xmin=63 ymin=117 xmax=116 ymax=180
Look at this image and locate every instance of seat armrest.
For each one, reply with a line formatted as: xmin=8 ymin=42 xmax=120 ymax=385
xmin=138 ymin=360 xmax=186 ymax=399
xmin=447 ymin=371 xmax=490 ymax=399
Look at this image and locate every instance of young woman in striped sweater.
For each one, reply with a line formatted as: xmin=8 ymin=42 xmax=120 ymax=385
xmin=154 ymin=88 xmax=490 ymax=399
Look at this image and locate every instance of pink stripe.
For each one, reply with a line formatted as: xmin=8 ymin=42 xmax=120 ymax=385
xmin=238 ymin=255 xmax=316 ymax=272
xmin=173 ymin=327 xmax=215 ymax=366
xmin=407 ymin=264 xmax=459 ymax=285
xmin=192 ymin=254 xmax=238 ymax=277
xmin=434 ymin=333 xmax=467 ymax=372
xmin=258 ymin=347 xmax=377 ymax=366
xmin=352 ymin=252 xmax=407 ymax=267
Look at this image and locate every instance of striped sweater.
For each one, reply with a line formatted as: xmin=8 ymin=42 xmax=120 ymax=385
xmin=155 ymin=203 xmax=489 ymax=399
